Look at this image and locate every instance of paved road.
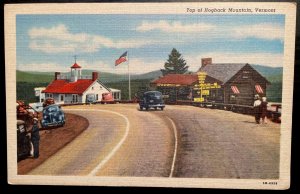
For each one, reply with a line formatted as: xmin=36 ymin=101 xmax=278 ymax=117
xmin=157 ymin=106 xmax=280 ymax=179
xmin=30 ymin=105 xmax=174 ymax=177
xmin=29 ymin=104 xmax=280 ymax=179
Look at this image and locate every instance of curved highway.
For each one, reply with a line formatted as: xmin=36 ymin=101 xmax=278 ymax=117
xmin=29 ymin=104 xmax=280 ymax=179
xmin=30 ymin=105 xmax=175 ymax=177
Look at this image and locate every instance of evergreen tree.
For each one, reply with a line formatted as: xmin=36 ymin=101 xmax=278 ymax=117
xmin=161 ymin=48 xmax=189 ymax=76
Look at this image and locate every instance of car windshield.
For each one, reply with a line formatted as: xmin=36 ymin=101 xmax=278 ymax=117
xmin=87 ymin=95 xmax=95 ymax=99
xmin=146 ymin=92 xmax=161 ymax=98
xmin=45 ymin=106 xmax=59 ymax=113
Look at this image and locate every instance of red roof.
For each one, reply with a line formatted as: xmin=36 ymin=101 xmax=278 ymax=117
xmin=152 ymin=74 xmax=198 ymax=85
xmin=43 ymin=79 xmax=94 ymax=94
xmin=71 ymin=63 xmax=81 ymax=68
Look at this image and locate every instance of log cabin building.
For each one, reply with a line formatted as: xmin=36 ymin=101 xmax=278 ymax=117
xmin=151 ymin=58 xmax=270 ymax=106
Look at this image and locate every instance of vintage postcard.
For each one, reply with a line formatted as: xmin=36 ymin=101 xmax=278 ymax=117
xmin=5 ymin=2 xmax=296 ymax=189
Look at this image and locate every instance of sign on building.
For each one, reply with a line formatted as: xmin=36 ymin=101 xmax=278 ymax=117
xmin=193 ymin=72 xmax=221 ymax=102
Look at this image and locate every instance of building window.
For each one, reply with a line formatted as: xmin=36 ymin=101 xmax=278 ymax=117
xmin=72 ymin=94 xmax=78 ymax=103
xmin=92 ymin=87 xmax=94 ymax=90
xmin=46 ymin=93 xmax=53 ymax=98
xmin=96 ymin=94 xmax=98 ymax=100
xmin=60 ymin=95 xmax=64 ymax=102
xmin=231 ymin=86 xmax=240 ymax=94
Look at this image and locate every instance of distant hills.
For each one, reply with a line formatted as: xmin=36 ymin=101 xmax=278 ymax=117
xmin=17 ymin=71 xmax=54 ymax=83
xmin=17 ymin=69 xmax=163 ymax=83
xmin=17 ymin=64 xmax=283 ymax=103
xmin=251 ymin=65 xmax=282 ymax=82
xmin=16 ymin=64 xmax=282 ymax=84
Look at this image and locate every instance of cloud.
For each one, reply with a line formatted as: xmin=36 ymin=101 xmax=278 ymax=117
xmin=17 ymin=51 xmax=283 ymax=75
xmin=136 ymin=21 xmax=284 ymax=42
xmin=17 ymin=62 xmax=69 ymax=72
xmin=186 ymin=52 xmax=283 ymax=71
xmin=136 ymin=20 xmax=215 ymax=33
xmin=232 ymin=23 xmax=284 ymax=41
xmin=92 ymin=37 xmax=153 ymax=49
xmin=29 ymin=24 xmax=88 ymax=43
xmin=72 ymin=52 xmax=284 ymax=75
xmin=18 ymin=58 xmax=165 ymax=74
xmin=75 ymin=60 xmax=112 ymax=72
xmin=28 ymin=24 xmax=155 ymax=53
xmin=29 ymin=40 xmax=77 ymax=53
xmin=113 ymin=58 xmax=165 ymax=74
xmin=77 ymin=59 xmax=165 ymax=74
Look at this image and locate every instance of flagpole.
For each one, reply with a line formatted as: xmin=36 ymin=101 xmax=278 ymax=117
xmin=128 ymin=51 xmax=131 ymax=100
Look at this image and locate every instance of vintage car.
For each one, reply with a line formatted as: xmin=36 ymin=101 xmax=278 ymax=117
xmin=101 ymin=92 xmax=114 ymax=104
xmin=139 ymin=91 xmax=165 ymax=111
xmin=41 ymin=104 xmax=65 ymax=128
xmin=17 ymin=120 xmax=32 ymax=161
xmin=86 ymin=93 xmax=97 ymax=104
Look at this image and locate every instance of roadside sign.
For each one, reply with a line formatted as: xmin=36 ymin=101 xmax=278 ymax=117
xmin=202 ymin=90 xmax=209 ymax=95
xmin=194 ymin=71 xmax=220 ymax=102
xmin=193 ymin=97 xmax=204 ymax=102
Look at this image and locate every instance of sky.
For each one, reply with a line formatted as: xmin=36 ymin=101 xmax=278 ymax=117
xmin=16 ymin=14 xmax=285 ymax=74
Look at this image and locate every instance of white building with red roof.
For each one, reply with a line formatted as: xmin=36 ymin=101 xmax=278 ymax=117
xmin=42 ymin=62 xmax=120 ymax=104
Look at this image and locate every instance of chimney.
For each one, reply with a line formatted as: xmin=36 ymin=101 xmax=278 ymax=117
xmin=55 ymin=72 xmax=61 ymax=80
xmin=92 ymin=72 xmax=98 ymax=81
xmin=201 ymin=58 xmax=212 ymax=68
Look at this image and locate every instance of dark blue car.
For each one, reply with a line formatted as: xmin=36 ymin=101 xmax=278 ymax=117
xmin=41 ymin=104 xmax=65 ymax=128
xmin=139 ymin=91 xmax=165 ymax=111
xmin=86 ymin=93 xmax=97 ymax=104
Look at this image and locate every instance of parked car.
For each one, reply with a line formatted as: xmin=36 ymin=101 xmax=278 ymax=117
xmin=41 ymin=104 xmax=65 ymax=128
xmin=101 ymin=92 xmax=114 ymax=104
xmin=17 ymin=120 xmax=32 ymax=161
xmin=86 ymin=93 xmax=97 ymax=104
xmin=139 ymin=91 xmax=165 ymax=111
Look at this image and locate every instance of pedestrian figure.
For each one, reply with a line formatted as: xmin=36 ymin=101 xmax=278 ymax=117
xmin=31 ymin=117 xmax=40 ymax=158
xmin=253 ymin=94 xmax=262 ymax=124
xmin=261 ymin=97 xmax=268 ymax=124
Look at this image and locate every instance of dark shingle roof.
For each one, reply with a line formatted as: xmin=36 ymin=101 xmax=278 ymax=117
xmin=199 ymin=63 xmax=246 ymax=83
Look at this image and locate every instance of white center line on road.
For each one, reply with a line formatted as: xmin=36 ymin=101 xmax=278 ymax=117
xmin=167 ymin=116 xmax=178 ymax=178
xmin=66 ymin=109 xmax=130 ymax=176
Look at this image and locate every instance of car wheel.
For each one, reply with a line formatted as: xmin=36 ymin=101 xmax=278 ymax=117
xmin=145 ymin=107 xmax=149 ymax=111
xmin=154 ymin=107 xmax=157 ymax=110
xmin=160 ymin=107 xmax=164 ymax=111
xmin=140 ymin=106 xmax=143 ymax=111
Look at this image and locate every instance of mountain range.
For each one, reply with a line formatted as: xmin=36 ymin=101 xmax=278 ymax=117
xmin=16 ymin=64 xmax=282 ymax=84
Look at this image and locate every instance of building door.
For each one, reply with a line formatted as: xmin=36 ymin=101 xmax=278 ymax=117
xmin=237 ymin=83 xmax=253 ymax=105
xmin=72 ymin=94 xmax=78 ymax=103
xmin=59 ymin=94 xmax=65 ymax=103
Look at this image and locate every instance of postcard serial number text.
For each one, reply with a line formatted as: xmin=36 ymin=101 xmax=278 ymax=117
xmin=263 ymin=181 xmax=278 ymax=185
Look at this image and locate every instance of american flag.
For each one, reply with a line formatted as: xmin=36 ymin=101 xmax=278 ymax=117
xmin=115 ymin=51 xmax=127 ymax=66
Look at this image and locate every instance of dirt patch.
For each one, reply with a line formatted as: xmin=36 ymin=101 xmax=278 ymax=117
xmin=17 ymin=113 xmax=89 ymax=174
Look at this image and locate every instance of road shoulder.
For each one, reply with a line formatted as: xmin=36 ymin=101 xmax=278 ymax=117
xmin=17 ymin=113 xmax=89 ymax=174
